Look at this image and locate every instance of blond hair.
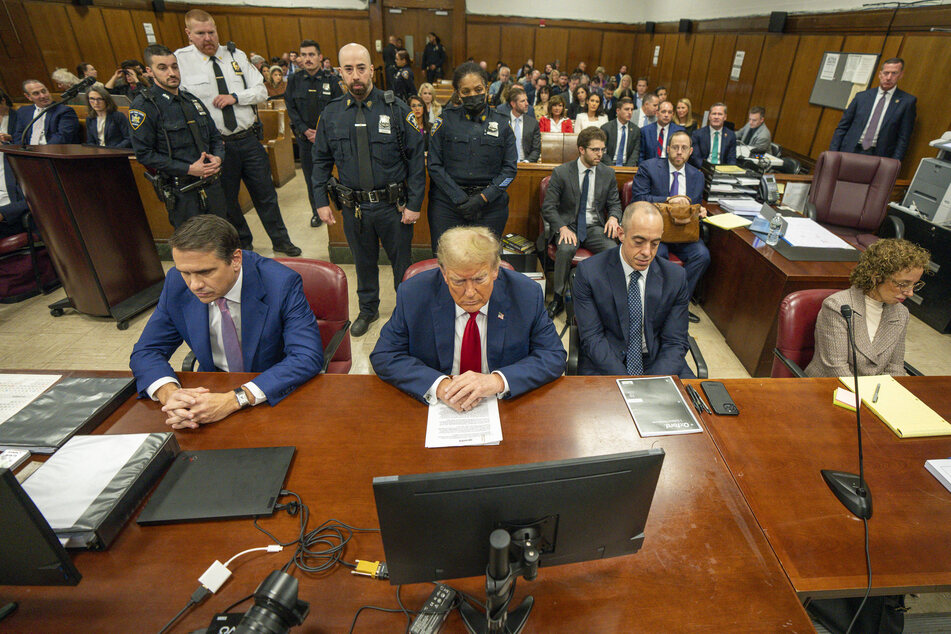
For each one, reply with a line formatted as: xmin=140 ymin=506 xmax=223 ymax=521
xmin=418 ymin=82 xmax=442 ymax=117
xmin=436 ymin=226 xmax=500 ymax=271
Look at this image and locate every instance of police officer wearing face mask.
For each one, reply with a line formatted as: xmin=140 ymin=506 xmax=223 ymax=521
xmin=427 ymin=62 xmax=518 ymax=253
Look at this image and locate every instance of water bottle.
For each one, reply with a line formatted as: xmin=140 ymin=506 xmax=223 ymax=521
xmin=765 ymin=214 xmax=783 ymax=246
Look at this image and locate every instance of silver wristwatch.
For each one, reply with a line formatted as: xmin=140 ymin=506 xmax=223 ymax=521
xmin=233 ymin=387 xmax=251 ymax=409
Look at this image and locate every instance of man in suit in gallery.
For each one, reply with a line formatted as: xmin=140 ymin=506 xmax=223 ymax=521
xmin=829 ymin=57 xmax=916 ymax=161
xmin=370 ymin=226 xmax=566 ymax=412
xmin=496 ymin=85 xmax=540 ymax=162
xmin=689 ymin=102 xmax=736 ymax=168
xmin=631 ymin=130 xmax=709 ymax=323
xmin=639 ymin=101 xmax=684 ymax=163
xmin=541 ymin=127 xmax=624 ymax=318
xmin=572 ymin=201 xmax=693 ymax=377
xmin=12 ymin=80 xmax=80 ymax=145
xmin=601 ymin=97 xmax=641 ymax=167
xmin=130 ymin=215 xmax=323 ymax=430
xmin=736 ymin=106 xmax=772 ymax=154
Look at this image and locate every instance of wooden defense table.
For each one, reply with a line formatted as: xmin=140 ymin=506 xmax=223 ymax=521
xmin=2 ymin=373 xmax=812 ymax=632
xmin=698 ymin=376 xmax=951 ymax=599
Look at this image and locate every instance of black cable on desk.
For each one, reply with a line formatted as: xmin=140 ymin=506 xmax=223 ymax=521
xmin=845 ymin=517 xmax=873 ymax=634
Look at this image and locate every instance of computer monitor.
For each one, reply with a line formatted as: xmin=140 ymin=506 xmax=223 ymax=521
xmin=0 ymin=468 xmax=81 ymax=586
xmin=372 ymin=449 xmax=664 ymax=586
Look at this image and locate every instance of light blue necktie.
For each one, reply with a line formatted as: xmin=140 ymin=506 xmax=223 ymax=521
xmin=616 ymin=124 xmax=626 ymax=166
xmin=626 ymin=270 xmax=643 ymax=375
xmin=513 ymin=117 xmax=524 ymax=161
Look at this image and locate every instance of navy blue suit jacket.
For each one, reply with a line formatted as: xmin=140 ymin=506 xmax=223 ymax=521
xmin=573 ymin=247 xmax=690 ymax=377
xmin=12 ymin=104 xmax=80 ymax=145
xmin=85 ymin=110 xmax=132 ymax=148
xmin=639 ymin=122 xmax=685 ymax=163
xmin=0 ymin=155 xmax=28 ymax=234
xmin=130 ymin=251 xmax=323 ymax=404
xmin=689 ymin=126 xmax=736 ymax=168
xmin=370 ymin=267 xmax=566 ymax=401
xmin=829 ymin=87 xmax=916 ymax=161
xmin=631 ymin=157 xmax=704 ymax=205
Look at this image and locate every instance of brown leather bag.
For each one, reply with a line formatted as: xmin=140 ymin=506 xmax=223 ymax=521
xmin=655 ymin=202 xmax=701 ymax=243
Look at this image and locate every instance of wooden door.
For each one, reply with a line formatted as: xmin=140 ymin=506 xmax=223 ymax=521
xmin=383 ymin=6 xmax=453 ymax=81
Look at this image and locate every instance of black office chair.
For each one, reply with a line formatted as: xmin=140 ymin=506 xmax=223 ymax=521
xmin=769 ymin=142 xmax=782 ymax=158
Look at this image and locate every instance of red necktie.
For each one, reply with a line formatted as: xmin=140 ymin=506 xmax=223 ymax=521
xmin=657 ymin=127 xmax=664 ymax=157
xmin=459 ymin=312 xmax=481 ymax=374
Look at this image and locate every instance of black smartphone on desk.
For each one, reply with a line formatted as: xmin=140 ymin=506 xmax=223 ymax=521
xmin=700 ymin=381 xmax=739 ymax=416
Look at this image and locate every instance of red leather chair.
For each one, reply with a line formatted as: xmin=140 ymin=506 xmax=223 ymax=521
xmin=620 ymin=180 xmax=684 ymax=266
xmin=275 ymin=258 xmax=351 ymax=374
xmin=0 ymin=213 xmax=59 ymax=303
xmin=806 ymin=151 xmax=903 ymax=250
xmin=402 ymin=257 xmax=513 ymax=282
xmin=539 ymin=175 xmax=593 ymax=267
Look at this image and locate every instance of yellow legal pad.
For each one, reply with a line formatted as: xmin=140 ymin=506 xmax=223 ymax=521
xmin=838 ymin=375 xmax=951 ymax=438
xmin=713 ymin=165 xmax=747 ymax=174
xmin=703 ymin=213 xmax=752 ymax=230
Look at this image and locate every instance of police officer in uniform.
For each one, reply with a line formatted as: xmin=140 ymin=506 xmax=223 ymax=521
xmin=284 ymin=39 xmax=343 ymax=227
xmin=175 ymin=9 xmax=300 ymax=256
xmin=130 ymin=44 xmax=227 ymax=227
xmin=427 ymin=61 xmax=517 ymax=253
xmin=421 ymin=32 xmax=446 ymax=84
xmin=393 ymin=50 xmax=415 ymax=103
xmin=313 ymin=43 xmax=425 ymax=337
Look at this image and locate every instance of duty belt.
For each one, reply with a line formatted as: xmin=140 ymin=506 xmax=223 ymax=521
xmin=221 ymin=128 xmax=256 ymax=141
xmin=461 ymin=184 xmax=489 ymax=196
xmin=328 ymin=179 xmax=406 ymax=218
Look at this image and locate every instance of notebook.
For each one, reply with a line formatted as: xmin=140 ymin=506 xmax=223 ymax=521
xmin=837 ymin=375 xmax=951 ymax=438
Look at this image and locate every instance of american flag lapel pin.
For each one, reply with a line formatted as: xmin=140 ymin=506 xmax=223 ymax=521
xmin=497 ymin=312 xmax=504 ymax=320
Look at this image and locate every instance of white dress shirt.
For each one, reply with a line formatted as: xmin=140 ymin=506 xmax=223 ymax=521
xmin=175 ymin=44 xmax=267 ymax=134
xmin=614 ymin=119 xmax=630 ymax=163
xmin=0 ymin=157 xmax=9 ymax=207
xmin=859 ymin=86 xmax=895 ymax=148
xmin=655 ymin=124 xmax=670 ymax=158
xmin=96 ymin=115 xmax=107 ymax=146
xmin=637 ymin=109 xmax=654 ymax=128
xmin=575 ymin=113 xmax=608 ymax=130
xmin=576 ymin=158 xmax=598 ymax=225
xmin=510 ymin=112 xmax=525 ymax=161
xmin=667 ymin=160 xmax=684 ymax=197
xmin=619 ymin=250 xmax=649 ymax=353
xmin=146 ymin=267 xmax=266 ymax=404
xmin=30 ymin=108 xmax=47 ymax=145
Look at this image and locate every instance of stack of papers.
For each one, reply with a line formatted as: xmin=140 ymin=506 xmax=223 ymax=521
xmin=782 ymin=217 xmax=855 ymax=250
xmin=425 ymin=398 xmax=502 ymax=448
xmin=718 ymin=197 xmax=763 ymax=216
xmin=714 ymin=165 xmax=747 ymax=174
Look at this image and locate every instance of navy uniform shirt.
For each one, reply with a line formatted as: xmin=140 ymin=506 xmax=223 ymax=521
xmin=284 ymin=68 xmax=343 ymax=141
xmin=393 ymin=66 xmax=415 ymax=103
xmin=428 ymin=103 xmax=518 ymax=205
xmin=312 ymin=86 xmax=426 ymax=210
xmin=129 ymin=84 xmax=224 ymax=177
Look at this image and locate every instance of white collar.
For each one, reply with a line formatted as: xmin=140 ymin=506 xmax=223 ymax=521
xmin=576 ymin=157 xmax=595 ymax=174
xmin=222 ymin=265 xmax=244 ymax=304
xmin=619 ymin=248 xmax=649 ymax=281
xmin=454 ymin=302 xmax=487 ymax=318
xmin=667 ymin=160 xmax=683 ymax=175
xmin=510 ymin=111 xmax=522 ymax=122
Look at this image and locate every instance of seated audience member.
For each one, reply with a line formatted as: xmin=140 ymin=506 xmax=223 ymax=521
xmin=77 ymin=62 xmax=98 ymax=80
xmin=736 ymin=106 xmax=772 ymax=154
xmin=613 ymin=65 xmax=628 ymax=87
xmin=615 ymin=74 xmax=634 ymax=102
xmin=573 ymin=202 xmax=692 ymax=377
xmin=538 ymin=95 xmax=573 ymax=133
xmin=673 ymin=98 xmax=698 ymax=134
xmin=419 ymin=82 xmax=442 ymax=121
xmin=13 ymin=79 xmax=80 ymax=145
xmin=497 ymin=85 xmax=540 ymax=163
xmin=805 ymin=238 xmax=929 ymax=378
xmin=633 ymin=77 xmax=649 ymax=108
xmin=130 ymin=215 xmax=323 ymax=430
xmin=407 ymin=95 xmax=430 ymax=151
xmin=533 ymin=85 xmax=551 ymax=120
xmin=370 ymin=226 xmax=566 ymax=409
xmin=105 ymin=60 xmax=149 ymax=97
xmin=654 ymin=86 xmax=668 ymax=103
xmin=640 ymin=100 xmax=684 ymax=162
xmin=0 ymin=90 xmax=16 ymax=142
xmin=635 ymin=93 xmax=658 ymax=128
xmin=631 ymin=130 xmax=710 ymax=321
xmin=690 ymin=102 xmax=736 ymax=168
xmin=250 ymin=54 xmax=268 ymax=76
xmin=266 ymin=65 xmax=287 ymax=98
xmin=52 ymin=68 xmax=81 ymax=92
xmin=84 ymin=84 xmax=131 ymax=148
xmin=601 ymin=97 xmax=641 ymax=167
xmin=541 ymin=127 xmax=623 ymax=318
xmin=550 ymin=70 xmax=565 ymax=96
xmin=488 ymin=64 xmax=511 ymax=104
xmin=567 ymin=85 xmax=589 ymax=119
xmin=0 ymin=155 xmax=29 ymax=238
xmin=575 ymin=92 xmax=608 ymax=130
xmin=322 ymin=58 xmax=339 ymax=77
xmin=602 ymin=83 xmax=617 ymax=121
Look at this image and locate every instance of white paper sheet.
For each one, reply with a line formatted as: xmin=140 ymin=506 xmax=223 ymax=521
xmin=23 ymin=434 xmax=151 ymax=529
xmin=781 ymin=217 xmax=855 ymax=250
xmin=853 ymin=55 xmax=878 ymax=85
xmin=820 ymin=53 xmax=840 ymax=81
xmin=0 ymin=374 xmax=61 ymax=425
xmin=425 ymin=398 xmax=502 ymax=448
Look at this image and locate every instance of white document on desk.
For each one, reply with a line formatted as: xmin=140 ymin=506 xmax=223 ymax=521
xmin=425 ymin=398 xmax=502 ymax=448
xmin=781 ymin=217 xmax=855 ymax=250
xmin=0 ymin=374 xmax=61 ymax=425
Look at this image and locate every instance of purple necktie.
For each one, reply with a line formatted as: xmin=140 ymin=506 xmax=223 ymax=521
xmin=215 ymin=297 xmax=244 ymax=372
xmin=861 ymin=91 xmax=887 ymax=150
xmin=669 ymin=170 xmax=680 ymax=196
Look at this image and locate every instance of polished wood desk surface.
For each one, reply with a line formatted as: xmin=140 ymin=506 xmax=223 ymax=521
xmin=3 ymin=373 xmax=812 ymax=633
xmin=698 ymin=376 xmax=951 ymax=600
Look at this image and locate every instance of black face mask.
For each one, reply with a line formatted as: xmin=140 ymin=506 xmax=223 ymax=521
xmin=461 ymin=94 xmax=486 ymax=114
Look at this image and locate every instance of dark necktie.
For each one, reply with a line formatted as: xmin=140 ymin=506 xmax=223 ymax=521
xmin=657 ymin=127 xmax=664 ymax=157
xmin=861 ymin=90 xmax=887 ymax=150
xmin=669 ymin=170 xmax=680 ymax=197
xmin=215 ymin=298 xmax=243 ymax=372
xmin=742 ymin=126 xmax=753 ymax=145
xmin=305 ymin=79 xmax=319 ymax=129
xmin=460 ymin=312 xmax=481 ymax=374
xmin=210 ymin=58 xmax=237 ymax=132
xmin=616 ymin=124 xmax=626 ymax=166
xmin=626 ymin=270 xmax=644 ymax=375
xmin=577 ymin=168 xmax=590 ymax=244
xmin=354 ymin=101 xmax=374 ymax=191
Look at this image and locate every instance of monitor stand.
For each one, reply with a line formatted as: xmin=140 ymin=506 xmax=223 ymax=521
xmin=459 ymin=528 xmax=539 ymax=634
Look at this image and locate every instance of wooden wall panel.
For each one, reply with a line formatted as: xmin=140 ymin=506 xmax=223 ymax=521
xmin=567 ymin=29 xmax=602 ymax=73
xmin=534 ymin=27 xmax=569 ymax=70
xmin=299 ymin=17 xmax=339 ymax=65
xmin=66 ymin=7 xmax=116 ymax=79
xmin=698 ymin=34 xmax=736 ymax=112
xmin=894 ymin=34 xmax=951 ymax=178
xmin=683 ymin=33 xmax=713 ymax=106
xmin=632 ymin=33 xmax=652 ymax=78
xmin=155 ymin=11 xmax=187 ymax=51
xmin=100 ymin=8 xmax=141 ymax=69
xmin=669 ymin=34 xmax=695 ymax=102
xmin=600 ymin=31 xmax=634 ymax=78
xmin=0 ymin=1 xmax=49 ymax=98
xmin=334 ymin=18 xmax=370 ymax=55
xmin=227 ymin=15 xmax=267 ymax=59
xmin=722 ymin=33 xmax=764 ymax=124
xmin=655 ymin=33 xmax=680 ymax=92
xmin=748 ymin=34 xmax=797 ymax=135
xmin=263 ymin=16 xmax=301 ymax=60
xmin=501 ymin=24 xmax=534 ymax=70
xmin=774 ymin=34 xmax=843 ymax=156
xmin=466 ymin=23 xmax=499 ymax=69
xmin=129 ymin=9 xmax=158 ymax=55
xmin=22 ymin=2 xmax=80 ymax=78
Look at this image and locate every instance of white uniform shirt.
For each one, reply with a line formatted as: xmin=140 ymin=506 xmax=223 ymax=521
xmin=175 ymin=44 xmax=267 ymax=134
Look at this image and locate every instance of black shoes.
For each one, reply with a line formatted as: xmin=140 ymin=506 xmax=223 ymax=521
xmin=688 ymin=311 xmax=700 ymax=323
xmin=546 ymin=295 xmax=565 ymax=319
xmin=351 ymin=312 xmax=379 ymax=337
xmin=310 ymin=215 xmax=323 ymax=227
xmin=273 ymin=242 xmax=302 ymax=257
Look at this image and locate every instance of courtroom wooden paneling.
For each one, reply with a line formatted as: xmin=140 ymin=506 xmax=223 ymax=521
xmin=698 ymin=33 xmax=736 ymax=113
xmin=100 ymin=7 xmax=144 ymax=72
xmin=154 ymin=9 xmax=187 ymax=51
xmin=225 ymin=15 xmax=267 ymax=61
xmin=0 ymin=1 xmax=48 ymax=94
xmin=567 ymin=29 xmax=603 ymax=73
xmin=632 ymin=32 xmax=653 ymax=77
xmin=683 ymin=33 xmax=713 ymax=108
xmin=466 ymin=23 xmax=500 ymax=69
xmin=600 ymin=31 xmax=635 ymax=79
xmin=298 ymin=17 xmax=338 ymax=64
xmin=747 ymin=34 xmax=798 ymax=135
xmin=653 ymin=33 xmax=679 ymax=92
xmin=774 ymin=34 xmax=844 ymax=156
xmin=533 ymin=27 xmax=569 ymax=70
xmin=334 ymin=18 xmax=371 ymax=57
xmin=22 ymin=2 xmax=80 ymax=76
xmin=722 ymin=33 xmax=765 ymax=123
xmin=262 ymin=16 xmax=301 ymax=62
xmin=66 ymin=7 xmax=116 ymax=79
xmin=502 ymin=24 xmax=535 ymax=71
xmin=667 ymin=33 xmax=694 ymax=102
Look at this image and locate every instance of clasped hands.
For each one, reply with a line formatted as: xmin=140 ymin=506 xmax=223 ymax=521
xmin=156 ymin=383 xmax=248 ymax=430
xmin=188 ymin=151 xmax=222 ymax=178
xmin=667 ymin=195 xmax=708 ymax=217
xmin=558 ymin=216 xmax=621 ymax=245
xmin=436 ymin=372 xmax=505 ymax=412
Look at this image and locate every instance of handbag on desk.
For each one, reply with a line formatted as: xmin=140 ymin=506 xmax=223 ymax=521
xmin=656 ymin=202 xmax=700 ymax=243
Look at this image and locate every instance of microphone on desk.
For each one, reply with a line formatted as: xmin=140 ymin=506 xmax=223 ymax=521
xmin=19 ymin=76 xmax=96 ymax=148
xmin=820 ymin=304 xmax=872 ymax=519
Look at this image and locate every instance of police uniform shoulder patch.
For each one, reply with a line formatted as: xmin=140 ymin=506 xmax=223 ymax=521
xmin=401 ymin=69 xmax=410 ymax=79
xmin=405 ymin=111 xmax=418 ymax=128
xmin=431 ymin=117 xmax=443 ymax=134
xmin=129 ymin=109 xmax=146 ymax=130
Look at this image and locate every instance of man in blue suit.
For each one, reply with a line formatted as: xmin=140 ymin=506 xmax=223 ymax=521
xmin=573 ymin=202 xmax=692 ymax=377
xmin=130 ymin=215 xmax=322 ymax=430
xmin=371 ymin=226 xmax=565 ymax=411
xmin=0 ymin=156 xmax=29 ymax=237
xmin=639 ymin=101 xmax=684 ymax=164
xmin=829 ymin=57 xmax=916 ymax=161
xmin=689 ymin=103 xmax=736 ymax=168
xmin=631 ymin=130 xmax=709 ymax=323
xmin=12 ymin=80 xmax=80 ymax=145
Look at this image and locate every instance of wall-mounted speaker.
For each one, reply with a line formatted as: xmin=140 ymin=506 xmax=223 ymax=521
xmin=645 ymin=21 xmax=656 ymax=34
xmin=152 ymin=0 xmax=165 ymax=12
xmin=679 ymin=19 xmax=692 ymax=33
xmin=72 ymin=0 xmax=93 ymax=5
xmin=768 ymin=11 xmax=787 ymax=33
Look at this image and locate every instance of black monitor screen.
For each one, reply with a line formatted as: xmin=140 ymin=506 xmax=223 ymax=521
xmin=373 ymin=449 xmax=664 ymax=585
xmin=0 ymin=468 xmax=81 ymax=586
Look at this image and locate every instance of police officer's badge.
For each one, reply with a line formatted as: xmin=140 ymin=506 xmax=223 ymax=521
xmin=405 ymin=112 xmax=418 ymax=129
xmin=431 ymin=117 xmax=443 ymax=134
xmin=486 ymin=121 xmax=499 ymax=137
xmin=129 ymin=109 xmax=146 ymax=130
xmin=322 ymin=83 xmax=331 ymax=95
xmin=379 ymin=114 xmax=391 ymax=134
xmin=232 ymin=60 xmax=242 ymax=74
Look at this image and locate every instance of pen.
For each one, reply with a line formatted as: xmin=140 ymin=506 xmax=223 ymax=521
xmin=685 ymin=385 xmax=704 ymax=415
xmin=872 ymin=383 xmax=881 ymax=403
